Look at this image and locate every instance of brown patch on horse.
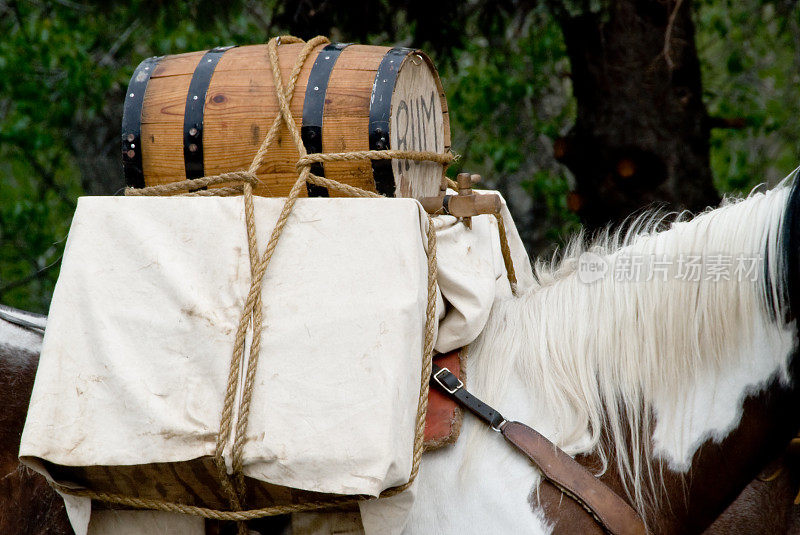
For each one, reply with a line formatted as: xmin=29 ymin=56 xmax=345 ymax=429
xmin=0 ymin=343 xmax=72 ymax=534
xmin=655 ymin=369 xmax=800 ymax=533
xmin=530 ymin=446 xmax=631 ymax=534
xmin=703 ymin=453 xmax=800 ymax=534
xmin=534 ymin=479 xmax=605 ymax=534
xmin=527 ymin=367 xmax=800 ymax=534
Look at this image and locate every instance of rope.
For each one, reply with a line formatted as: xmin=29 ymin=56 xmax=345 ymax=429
xmin=56 ymin=34 xmax=447 ymax=526
xmin=308 ymin=173 xmax=382 ymax=198
xmin=494 ymin=213 xmax=518 ymax=295
xmin=124 ymin=172 xmax=258 ymax=196
xmin=297 ymin=149 xmax=454 ymax=168
xmin=184 ymin=186 xmax=246 ymax=197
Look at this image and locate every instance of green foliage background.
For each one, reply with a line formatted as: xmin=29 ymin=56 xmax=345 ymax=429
xmin=1 ymin=0 xmax=798 ymax=312
xmin=698 ymin=0 xmax=800 ymax=191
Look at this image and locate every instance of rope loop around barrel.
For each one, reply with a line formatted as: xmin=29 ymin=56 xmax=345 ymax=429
xmin=60 ymin=34 xmax=449 ymax=528
xmin=124 ymin=171 xmax=259 ymax=196
xmin=296 ymin=149 xmax=455 ymax=171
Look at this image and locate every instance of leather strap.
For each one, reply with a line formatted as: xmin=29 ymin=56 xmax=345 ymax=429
xmin=432 ymin=363 xmax=504 ymax=429
xmin=430 ymin=365 xmax=648 ymax=535
xmin=502 ymin=422 xmax=648 ymax=535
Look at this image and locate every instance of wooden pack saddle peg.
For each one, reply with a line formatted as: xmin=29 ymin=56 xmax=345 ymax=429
xmin=419 ymin=173 xmax=501 ymax=222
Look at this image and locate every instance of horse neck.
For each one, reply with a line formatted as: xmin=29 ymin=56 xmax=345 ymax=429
xmin=467 ymin=185 xmax=798 ymax=526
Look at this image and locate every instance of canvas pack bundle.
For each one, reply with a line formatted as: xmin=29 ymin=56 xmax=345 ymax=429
xmin=20 ymin=194 xmax=440 ymax=514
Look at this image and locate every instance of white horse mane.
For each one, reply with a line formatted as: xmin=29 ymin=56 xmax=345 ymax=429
xmin=467 ymin=182 xmax=796 ymax=519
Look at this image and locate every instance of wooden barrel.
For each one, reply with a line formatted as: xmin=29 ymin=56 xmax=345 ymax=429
xmin=122 ymin=42 xmax=451 ymax=199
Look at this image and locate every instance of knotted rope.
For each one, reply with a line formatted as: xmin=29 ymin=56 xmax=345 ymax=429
xmin=52 ymin=35 xmax=448 ymax=530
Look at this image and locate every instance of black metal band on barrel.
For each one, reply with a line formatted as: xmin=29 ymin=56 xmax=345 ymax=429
xmin=369 ymin=47 xmax=413 ymax=197
xmin=122 ymin=56 xmax=161 ymax=189
xmin=442 ymin=195 xmax=452 ymax=215
xmin=183 ymin=46 xmax=235 ymax=181
xmin=301 ymin=42 xmax=350 ymax=197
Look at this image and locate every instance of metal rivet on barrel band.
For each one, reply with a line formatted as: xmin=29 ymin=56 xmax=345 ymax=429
xmin=301 ymin=42 xmax=351 ymax=197
xmin=122 ymin=55 xmax=161 ymax=189
xmin=369 ymin=47 xmax=414 ymax=197
xmin=182 ymin=45 xmax=236 ymax=181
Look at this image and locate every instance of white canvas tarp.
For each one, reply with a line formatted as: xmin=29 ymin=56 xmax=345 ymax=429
xmin=19 ymin=191 xmax=534 ymax=534
xmin=21 ymin=197 xmax=430 ymax=497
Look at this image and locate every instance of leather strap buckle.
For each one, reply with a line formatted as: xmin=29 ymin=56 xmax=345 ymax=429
xmin=433 ymin=367 xmax=463 ymax=394
xmin=491 ymin=418 xmax=508 ymax=433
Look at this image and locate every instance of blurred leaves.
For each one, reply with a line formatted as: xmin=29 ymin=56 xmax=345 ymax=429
xmin=697 ymin=0 xmax=800 ymax=190
xmin=0 ymin=0 xmax=282 ymax=311
xmin=440 ymin=6 xmax=578 ymax=252
xmin=2 ymin=0 xmax=800 ymax=311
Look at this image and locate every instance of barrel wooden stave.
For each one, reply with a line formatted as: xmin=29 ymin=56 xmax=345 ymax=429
xmin=322 ymin=45 xmax=385 ymax=196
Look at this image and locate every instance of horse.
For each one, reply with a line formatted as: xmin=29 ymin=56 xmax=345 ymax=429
xmin=397 ymin=176 xmax=800 ymax=534
xmin=4 ymin=176 xmax=800 ymax=534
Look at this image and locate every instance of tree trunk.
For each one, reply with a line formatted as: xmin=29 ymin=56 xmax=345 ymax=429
xmin=553 ymin=0 xmax=719 ymax=230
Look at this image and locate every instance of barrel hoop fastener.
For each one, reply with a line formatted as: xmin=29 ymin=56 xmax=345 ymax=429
xmin=369 ymin=47 xmax=414 ymax=197
xmin=122 ymin=55 xmax=162 ymax=189
xmin=301 ymin=42 xmax=350 ymax=197
xmin=183 ymin=46 xmax=236 ymax=182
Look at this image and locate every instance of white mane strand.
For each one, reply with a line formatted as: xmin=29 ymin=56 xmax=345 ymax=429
xmin=467 ymin=184 xmax=796 ymax=518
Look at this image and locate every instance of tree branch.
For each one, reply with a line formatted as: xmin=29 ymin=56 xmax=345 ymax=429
xmin=0 ymin=260 xmax=58 ymax=297
xmin=50 ymin=0 xmax=92 ymax=11
xmin=708 ymin=116 xmax=747 ymax=129
xmin=17 ymin=146 xmax=77 ymax=210
xmin=97 ymin=19 xmax=140 ymax=66
xmin=662 ymin=0 xmax=685 ymax=71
